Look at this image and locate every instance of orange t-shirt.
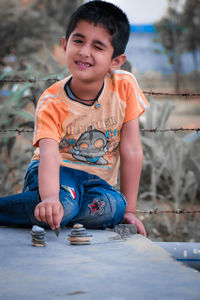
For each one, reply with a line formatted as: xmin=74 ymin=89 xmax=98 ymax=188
xmin=32 ymin=70 xmax=149 ymax=186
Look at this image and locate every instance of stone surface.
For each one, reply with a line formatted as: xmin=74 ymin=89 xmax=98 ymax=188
xmin=0 ymin=227 xmax=200 ymax=300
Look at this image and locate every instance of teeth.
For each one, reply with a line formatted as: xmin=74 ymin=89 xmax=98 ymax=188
xmin=77 ymin=61 xmax=91 ymax=67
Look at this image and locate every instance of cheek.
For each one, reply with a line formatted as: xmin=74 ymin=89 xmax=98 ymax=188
xmin=65 ymin=51 xmax=73 ymax=67
xmin=98 ymin=51 xmax=113 ymax=63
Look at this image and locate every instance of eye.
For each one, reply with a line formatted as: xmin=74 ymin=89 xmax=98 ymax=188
xmin=73 ymin=39 xmax=83 ymax=44
xmin=94 ymin=45 xmax=103 ymax=51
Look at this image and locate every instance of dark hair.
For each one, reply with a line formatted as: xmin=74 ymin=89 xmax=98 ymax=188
xmin=65 ymin=0 xmax=130 ymax=58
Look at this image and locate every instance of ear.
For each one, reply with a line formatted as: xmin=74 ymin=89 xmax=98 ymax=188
xmin=62 ymin=36 xmax=67 ymax=51
xmin=109 ymin=54 xmax=127 ymax=73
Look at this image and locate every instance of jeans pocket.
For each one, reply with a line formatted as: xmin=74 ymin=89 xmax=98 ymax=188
xmin=59 ymin=187 xmax=79 ymax=226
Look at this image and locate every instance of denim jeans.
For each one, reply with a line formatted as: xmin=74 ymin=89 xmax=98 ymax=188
xmin=0 ymin=160 xmax=127 ymax=229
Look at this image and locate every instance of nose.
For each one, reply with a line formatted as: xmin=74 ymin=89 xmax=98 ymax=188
xmin=79 ymin=43 xmax=90 ymax=57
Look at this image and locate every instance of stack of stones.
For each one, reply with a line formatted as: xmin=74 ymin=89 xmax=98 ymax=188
xmin=31 ymin=225 xmax=46 ymax=247
xmin=68 ymin=224 xmax=93 ymax=245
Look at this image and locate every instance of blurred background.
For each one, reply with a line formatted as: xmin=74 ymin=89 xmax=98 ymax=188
xmin=0 ymin=0 xmax=199 ymax=242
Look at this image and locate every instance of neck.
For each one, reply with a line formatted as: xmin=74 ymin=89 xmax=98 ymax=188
xmin=70 ymin=77 xmax=104 ymax=103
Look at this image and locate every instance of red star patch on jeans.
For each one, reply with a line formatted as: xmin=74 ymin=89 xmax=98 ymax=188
xmin=88 ymin=199 xmax=105 ymax=216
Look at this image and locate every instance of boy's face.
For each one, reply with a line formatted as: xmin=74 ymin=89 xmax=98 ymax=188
xmin=62 ymin=20 xmax=125 ymax=83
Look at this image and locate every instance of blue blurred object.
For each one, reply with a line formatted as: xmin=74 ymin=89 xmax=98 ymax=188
xmin=0 ymin=90 xmax=11 ymax=97
xmin=126 ymin=24 xmax=200 ymax=73
xmin=184 ymin=131 xmax=200 ymax=143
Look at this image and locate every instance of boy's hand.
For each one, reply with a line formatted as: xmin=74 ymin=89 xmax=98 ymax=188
xmin=123 ymin=212 xmax=147 ymax=237
xmin=34 ymin=198 xmax=64 ymax=230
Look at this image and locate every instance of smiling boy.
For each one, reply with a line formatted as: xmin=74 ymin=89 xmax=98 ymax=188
xmin=0 ymin=1 xmax=149 ymax=236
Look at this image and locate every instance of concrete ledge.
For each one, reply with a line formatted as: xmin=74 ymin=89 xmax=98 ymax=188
xmin=0 ymin=227 xmax=200 ymax=299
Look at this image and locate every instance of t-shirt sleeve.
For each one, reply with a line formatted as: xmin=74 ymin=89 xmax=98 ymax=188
xmin=124 ymin=77 xmax=149 ymax=123
xmin=33 ymin=96 xmax=61 ymax=147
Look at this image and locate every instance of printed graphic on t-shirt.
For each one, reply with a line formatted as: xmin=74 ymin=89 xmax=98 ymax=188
xmin=59 ymin=125 xmax=120 ymax=168
xmin=69 ymin=129 xmax=109 ymax=165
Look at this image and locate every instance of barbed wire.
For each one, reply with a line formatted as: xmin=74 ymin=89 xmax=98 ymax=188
xmin=1 ymin=78 xmax=200 ymax=97
xmin=0 ymin=128 xmax=34 ymax=134
xmin=0 ymin=127 xmax=199 ymax=135
xmin=143 ymin=90 xmax=200 ymax=97
xmin=140 ymin=127 xmax=200 ymax=133
xmin=0 ymin=78 xmax=59 ymax=84
xmin=136 ymin=208 xmax=200 ymax=215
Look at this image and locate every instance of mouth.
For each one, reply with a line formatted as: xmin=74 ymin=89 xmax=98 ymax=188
xmin=75 ymin=60 xmax=92 ymax=69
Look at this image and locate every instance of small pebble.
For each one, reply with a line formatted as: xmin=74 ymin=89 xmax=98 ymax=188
xmin=73 ymin=223 xmax=83 ymax=229
xmin=68 ymin=224 xmax=92 ymax=245
xmin=31 ymin=225 xmax=46 ymax=247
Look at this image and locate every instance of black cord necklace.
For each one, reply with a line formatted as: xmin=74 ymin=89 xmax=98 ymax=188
xmin=65 ymin=77 xmax=104 ymax=106
xmin=70 ymin=85 xmax=103 ymax=103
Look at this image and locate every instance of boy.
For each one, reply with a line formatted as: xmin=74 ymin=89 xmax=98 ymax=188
xmin=0 ymin=1 xmax=148 ymax=236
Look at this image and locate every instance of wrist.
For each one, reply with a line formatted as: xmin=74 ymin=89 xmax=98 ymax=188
xmin=41 ymin=196 xmax=59 ymax=202
xmin=125 ymin=210 xmax=135 ymax=215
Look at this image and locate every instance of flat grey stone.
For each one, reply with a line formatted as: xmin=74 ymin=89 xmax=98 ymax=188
xmin=112 ymin=223 xmax=137 ymax=238
xmin=31 ymin=225 xmax=45 ymax=233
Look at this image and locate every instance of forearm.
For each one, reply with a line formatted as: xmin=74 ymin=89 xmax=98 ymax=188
xmin=119 ymin=118 xmax=146 ymax=236
xmin=35 ymin=139 xmax=63 ymax=229
xmin=38 ymin=140 xmax=60 ymax=202
xmin=120 ymin=147 xmax=143 ymax=213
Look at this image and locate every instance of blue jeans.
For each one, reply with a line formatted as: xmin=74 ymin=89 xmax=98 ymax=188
xmin=0 ymin=160 xmax=127 ymax=229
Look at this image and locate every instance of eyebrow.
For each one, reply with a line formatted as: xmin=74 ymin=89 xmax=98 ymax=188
xmin=72 ymin=33 xmax=108 ymax=48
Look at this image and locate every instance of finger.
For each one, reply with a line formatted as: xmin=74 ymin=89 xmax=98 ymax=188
xmin=124 ymin=217 xmax=136 ymax=225
xmin=137 ymin=222 xmax=147 ymax=237
xmin=125 ymin=218 xmax=146 ymax=236
xmin=45 ymin=205 xmax=54 ymax=229
xmin=128 ymin=219 xmax=136 ymax=225
xmin=58 ymin=205 xmax=64 ymax=226
xmin=52 ymin=203 xmax=60 ymax=229
xmin=52 ymin=204 xmax=63 ymax=229
xmin=38 ymin=205 xmax=47 ymax=224
xmin=34 ymin=205 xmax=41 ymax=222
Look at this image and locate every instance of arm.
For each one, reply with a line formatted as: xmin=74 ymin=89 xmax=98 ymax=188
xmin=34 ymin=138 xmax=63 ymax=230
xmin=120 ymin=118 xmax=147 ymax=236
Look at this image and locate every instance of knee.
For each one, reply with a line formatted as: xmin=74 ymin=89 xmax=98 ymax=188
xmin=85 ymin=191 xmax=126 ymax=228
xmin=69 ymin=189 xmax=126 ymax=229
xmin=106 ymin=191 xmax=126 ymax=226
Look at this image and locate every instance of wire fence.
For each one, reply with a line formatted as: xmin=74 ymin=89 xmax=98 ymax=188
xmin=1 ymin=77 xmax=200 ymax=135
xmin=1 ymin=78 xmax=200 ymax=98
xmin=136 ymin=209 xmax=200 ymax=215
xmin=1 ymin=76 xmax=200 ymax=219
xmin=143 ymin=91 xmax=200 ymax=98
xmin=0 ymin=127 xmax=200 ymax=135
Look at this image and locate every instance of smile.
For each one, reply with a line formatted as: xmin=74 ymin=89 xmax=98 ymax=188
xmin=76 ymin=61 xmax=92 ymax=69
